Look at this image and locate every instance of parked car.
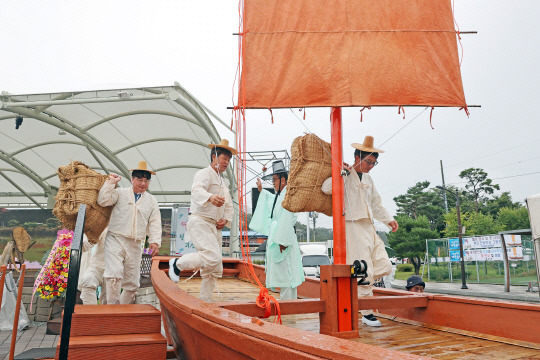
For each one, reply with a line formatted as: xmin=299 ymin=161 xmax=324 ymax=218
xmin=300 ymin=244 xmax=331 ymax=277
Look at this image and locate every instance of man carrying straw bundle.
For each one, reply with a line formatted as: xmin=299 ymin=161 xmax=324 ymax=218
xmin=168 ymin=140 xmax=235 ymax=302
xmin=97 ymin=161 xmax=162 ymax=304
xmin=322 ymin=136 xmax=398 ymax=327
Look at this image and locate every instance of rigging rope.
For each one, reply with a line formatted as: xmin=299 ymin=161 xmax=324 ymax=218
xmin=234 ymin=0 xmax=281 ymax=324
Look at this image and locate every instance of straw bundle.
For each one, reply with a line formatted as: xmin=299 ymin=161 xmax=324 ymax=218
xmin=282 ymin=133 xmax=333 ymax=216
xmin=12 ymin=227 xmax=31 ymax=253
xmin=52 ymin=161 xmax=112 ymax=244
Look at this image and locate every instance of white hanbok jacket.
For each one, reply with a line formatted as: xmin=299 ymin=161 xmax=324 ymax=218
xmin=97 ymin=181 xmax=162 ymax=246
xmin=322 ymin=172 xmax=393 ymax=226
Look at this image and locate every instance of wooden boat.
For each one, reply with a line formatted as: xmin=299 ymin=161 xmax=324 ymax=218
xmin=152 ymin=256 xmax=540 ymax=359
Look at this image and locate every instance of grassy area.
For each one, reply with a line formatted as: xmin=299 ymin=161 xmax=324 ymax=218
xmin=395 ymin=261 xmax=537 ymax=286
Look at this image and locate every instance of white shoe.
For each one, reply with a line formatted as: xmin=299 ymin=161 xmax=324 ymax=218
xmin=361 ymin=315 xmax=382 ymax=327
xmin=169 ymin=258 xmax=180 ymax=283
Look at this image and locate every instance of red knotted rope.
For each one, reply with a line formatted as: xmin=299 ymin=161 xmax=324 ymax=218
xmin=398 ymin=105 xmax=406 ymax=119
xmin=360 ymin=106 xmax=371 ymax=122
xmin=429 ymin=106 xmax=435 ymax=129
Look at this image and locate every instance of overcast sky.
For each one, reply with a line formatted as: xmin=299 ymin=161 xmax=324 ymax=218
xmin=1 ymin=1 xmax=539 ymax=230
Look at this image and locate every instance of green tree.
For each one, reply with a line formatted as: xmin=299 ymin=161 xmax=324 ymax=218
xmin=7 ymin=219 xmax=19 ymax=227
xmin=467 ymin=212 xmax=500 ymax=235
xmin=484 ymin=192 xmax=522 ymax=216
xmin=459 ymin=168 xmax=500 ymax=213
xmin=496 ymin=207 xmax=530 ymax=231
xmin=393 ymin=181 xmax=445 ymax=232
xmin=442 ymin=210 xmax=500 ymax=237
xmin=387 ymin=215 xmax=439 ymax=274
xmin=45 ymin=217 xmax=62 ymax=229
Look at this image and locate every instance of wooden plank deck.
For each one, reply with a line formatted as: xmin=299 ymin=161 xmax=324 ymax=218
xmin=176 ymin=277 xmax=540 ymax=359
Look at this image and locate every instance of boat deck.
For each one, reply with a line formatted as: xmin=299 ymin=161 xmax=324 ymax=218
xmin=176 ymin=277 xmax=540 ymax=359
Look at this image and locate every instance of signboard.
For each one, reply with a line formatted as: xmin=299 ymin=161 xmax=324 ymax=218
xmin=449 ymin=238 xmax=460 ymax=250
xmin=172 ymin=207 xmax=195 ymax=255
xmin=449 ymin=250 xmax=461 ymax=262
xmin=463 ymin=235 xmax=501 ymax=249
xmin=503 ymin=234 xmax=522 ymax=246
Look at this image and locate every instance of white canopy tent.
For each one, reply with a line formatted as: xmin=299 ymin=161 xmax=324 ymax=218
xmin=0 ymin=82 xmax=237 ymax=210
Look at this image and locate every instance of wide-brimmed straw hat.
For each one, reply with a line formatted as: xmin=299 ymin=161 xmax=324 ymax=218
xmin=208 ymin=139 xmax=238 ymax=155
xmin=130 ymin=161 xmax=156 ymax=175
xmin=262 ymin=160 xmax=288 ymax=181
xmin=351 ymin=136 xmax=385 ymax=154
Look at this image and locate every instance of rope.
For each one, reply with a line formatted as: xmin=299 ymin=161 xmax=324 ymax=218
xmin=234 ymin=6 xmax=282 ymax=322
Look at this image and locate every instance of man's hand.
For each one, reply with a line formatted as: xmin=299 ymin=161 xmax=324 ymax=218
xmin=279 ymin=245 xmax=287 ymax=253
xmin=388 ymin=220 xmax=399 ymax=232
xmin=216 ymin=219 xmax=227 ymax=230
xmin=256 ymin=178 xmax=263 ymax=192
xmin=148 ymin=243 xmax=160 ymax=257
xmin=109 ymin=173 xmax=121 ymax=185
xmin=209 ymin=194 xmax=225 ymax=207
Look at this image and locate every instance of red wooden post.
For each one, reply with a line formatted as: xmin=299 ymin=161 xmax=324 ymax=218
xmin=9 ymin=264 xmax=26 ymax=360
xmin=0 ymin=265 xmax=8 ymax=314
xmin=329 ymin=107 xmax=357 ymax=334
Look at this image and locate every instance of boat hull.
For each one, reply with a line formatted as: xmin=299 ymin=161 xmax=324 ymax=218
xmin=152 ymin=256 xmax=540 ymax=359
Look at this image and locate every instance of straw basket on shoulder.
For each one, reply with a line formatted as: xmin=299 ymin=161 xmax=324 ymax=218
xmin=282 ymin=133 xmax=333 ymax=216
xmin=52 ymin=161 xmax=112 ymax=244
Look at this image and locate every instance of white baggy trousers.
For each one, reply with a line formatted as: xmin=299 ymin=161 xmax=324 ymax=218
xmin=176 ymin=215 xmax=223 ymax=302
xmin=346 ymin=218 xmax=392 ymax=316
xmin=80 ymin=239 xmax=106 ymax=305
xmin=103 ymin=233 xmax=143 ymax=305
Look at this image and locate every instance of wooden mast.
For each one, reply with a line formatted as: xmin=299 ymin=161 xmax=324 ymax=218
xmin=323 ymin=106 xmax=358 ymax=336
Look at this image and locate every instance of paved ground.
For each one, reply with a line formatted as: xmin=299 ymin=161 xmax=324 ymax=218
xmin=0 ymin=322 xmax=58 ymax=360
xmin=391 ymin=279 xmax=540 ymax=303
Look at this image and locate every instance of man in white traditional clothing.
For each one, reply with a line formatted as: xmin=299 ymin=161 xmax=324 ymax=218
xmin=97 ymin=161 xmax=162 ymax=305
xmin=168 ymin=139 xmax=235 ymax=302
xmin=250 ymin=160 xmax=304 ymax=300
xmin=79 ymin=231 xmax=107 ymax=305
xmin=322 ymin=136 xmax=398 ymax=327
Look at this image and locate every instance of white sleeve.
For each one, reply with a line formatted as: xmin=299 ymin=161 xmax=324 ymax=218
xmin=97 ymin=180 xmax=119 ymax=207
xmin=370 ymin=182 xmax=394 ymax=225
xmin=147 ymin=199 xmax=162 ymax=247
xmin=191 ymin=170 xmax=213 ymax=207
xmin=321 ymin=177 xmax=332 ymax=195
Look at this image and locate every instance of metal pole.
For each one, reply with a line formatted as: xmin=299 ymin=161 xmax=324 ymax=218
xmin=306 ymin=213 xmax=310 ymax=243
xmin=426 ymin=238 xmax=430 ymax=281
xmin=456 ymin=192 xmax=468 ymax=289
xmin=59 ymin=205 xmax=86 ymax=360
xmin=500 ymin=233 xmax=511 ymax=292
xmin=440 ymin=160 xmax=448 ymax=212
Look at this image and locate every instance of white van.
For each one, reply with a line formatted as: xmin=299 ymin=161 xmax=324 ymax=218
xmin=300 ymin=244 xmax=331 ymax=278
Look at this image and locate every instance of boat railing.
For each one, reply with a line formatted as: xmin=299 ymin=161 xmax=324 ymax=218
xmin=58 ymin=204 xmax=86 ymax=360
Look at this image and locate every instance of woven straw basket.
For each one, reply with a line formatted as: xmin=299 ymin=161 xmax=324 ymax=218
xmin=52 ymin=161 xmax=112 ymax=244
xmin=282 ymin=133 xmax=333 ymax=216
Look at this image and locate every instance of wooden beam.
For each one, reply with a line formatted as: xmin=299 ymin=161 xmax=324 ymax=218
xmin=219 ymin=299 xmax=325 ymax=317
xmin=358 ymin=296 xmax=428 ymax=309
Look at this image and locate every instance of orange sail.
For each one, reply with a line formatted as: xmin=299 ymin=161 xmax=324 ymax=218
xmin=239 ymin=0 xmax=466 ymax=109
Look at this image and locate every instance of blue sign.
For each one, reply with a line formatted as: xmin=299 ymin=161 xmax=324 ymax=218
xmin=449 ymin=238 xmax=460 ymax=250
xmin=449 ymin=250 xmax=461 ymax=262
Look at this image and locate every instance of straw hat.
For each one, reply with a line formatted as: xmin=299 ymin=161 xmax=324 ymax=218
xmin=351 ymin=136 xmax=385 ymax=153
xmin=129 ymin=161 xmax=156 ymax=175
xmin=208 ymin=139 xmax=237 ymax=155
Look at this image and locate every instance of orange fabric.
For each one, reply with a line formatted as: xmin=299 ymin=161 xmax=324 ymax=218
xmin=239 ymin=0 xmax=466 ymax=108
